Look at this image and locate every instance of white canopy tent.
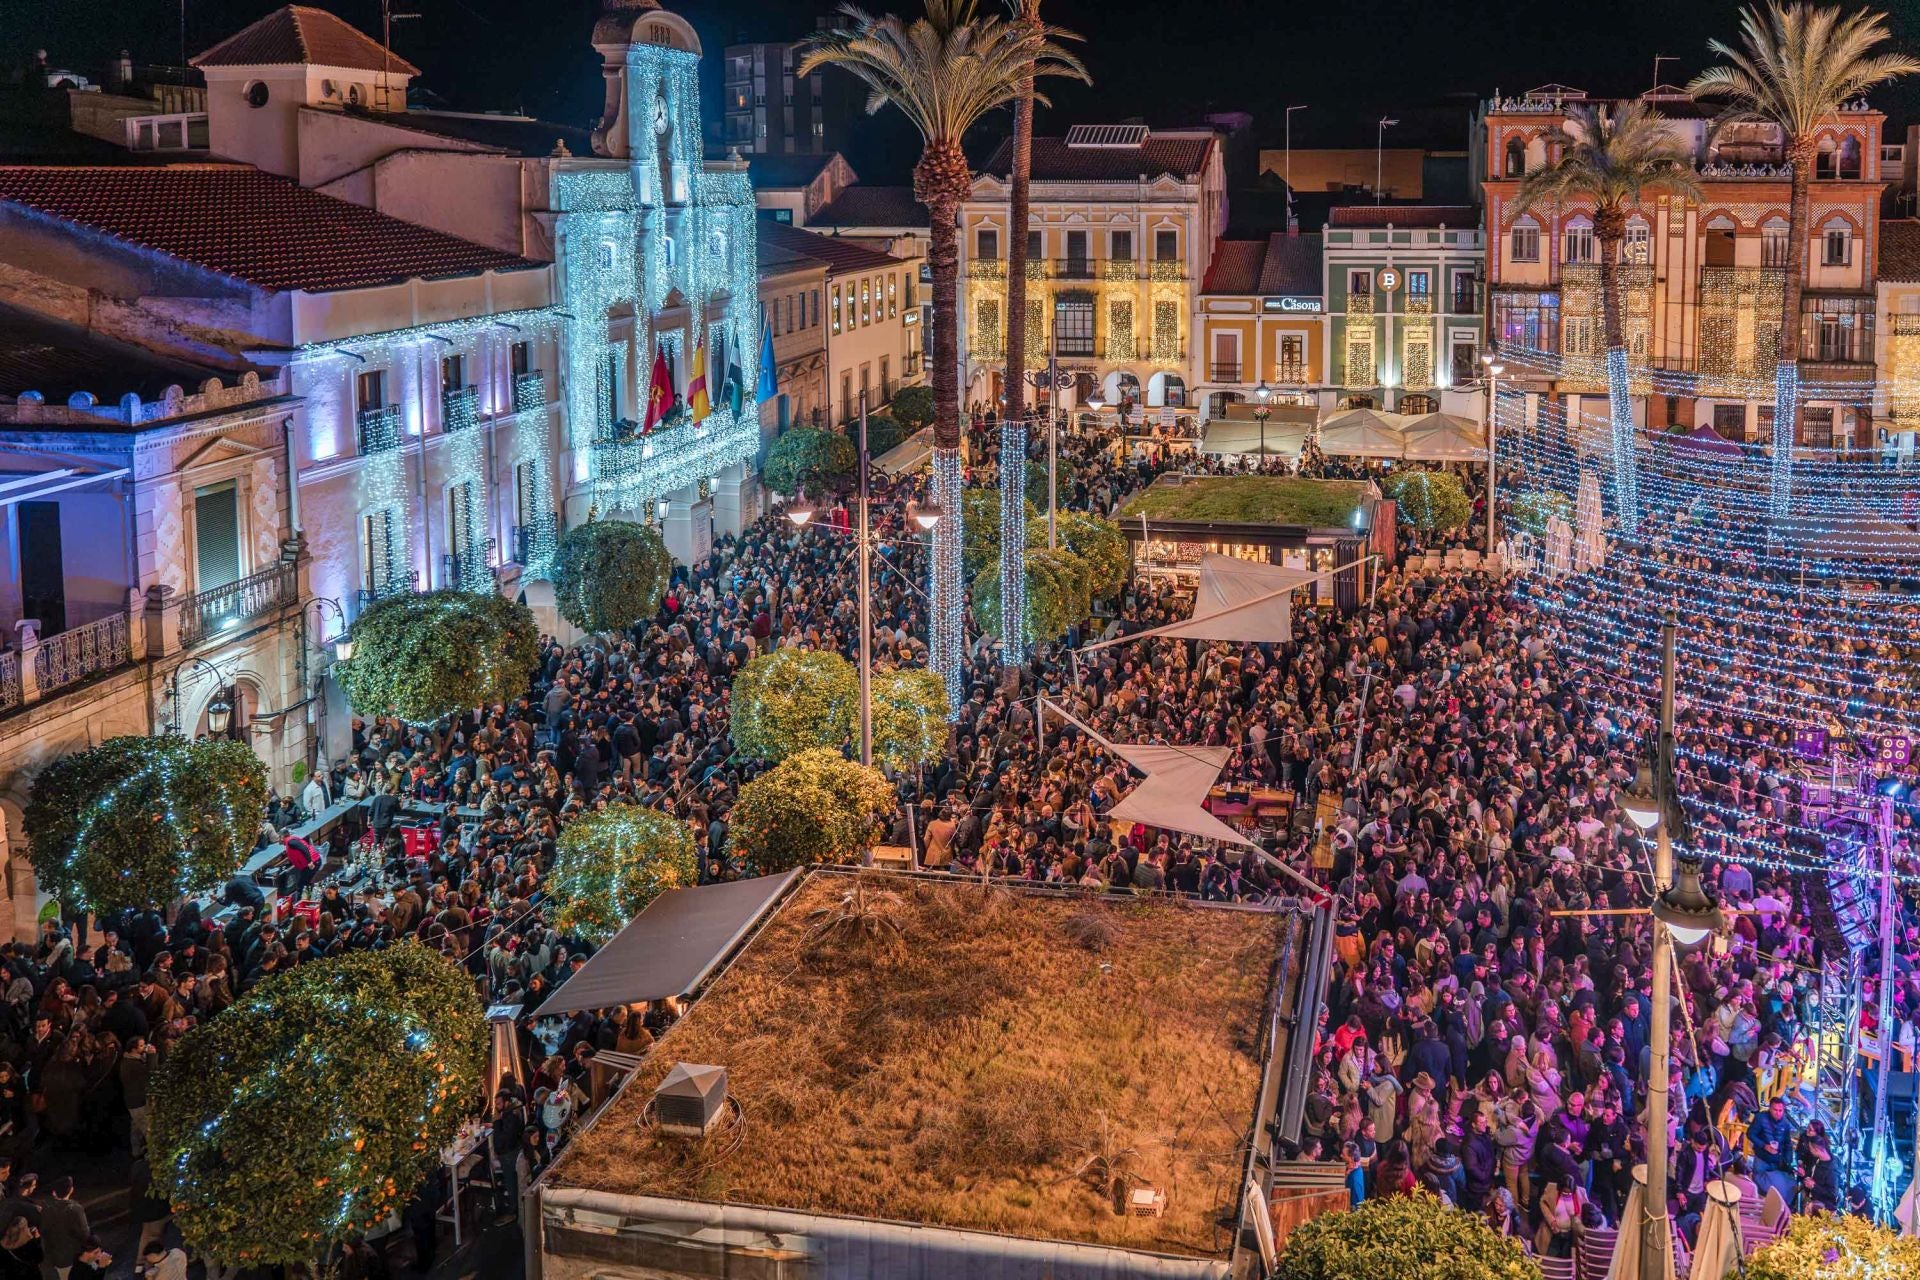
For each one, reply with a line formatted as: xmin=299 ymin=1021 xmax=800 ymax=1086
xmin=1399 ymin=412 xmax=1487 ymax=461
xmin=1080 ymin=553 xmax=1324 ymax=652
xmin=1319 ymin=408 xmax=1411 ymax=458
xmin=1198 ymin=419 xmax=1311 ymax=457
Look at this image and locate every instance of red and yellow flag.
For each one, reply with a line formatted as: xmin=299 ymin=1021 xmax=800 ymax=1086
xmin=688 ymin=336 xmax=711 ymax=423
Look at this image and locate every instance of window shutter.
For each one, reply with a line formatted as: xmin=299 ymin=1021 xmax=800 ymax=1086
xmin=194 ymin=484 xmax=242 ymax=590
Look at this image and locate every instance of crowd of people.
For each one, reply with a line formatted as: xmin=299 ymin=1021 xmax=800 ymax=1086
xmin=0 ymin=414 xmax=1912 ymax=1278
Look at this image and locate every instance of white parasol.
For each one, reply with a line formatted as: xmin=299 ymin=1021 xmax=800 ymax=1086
xmin=1575 ymin=469 xmax=1608 ymax=571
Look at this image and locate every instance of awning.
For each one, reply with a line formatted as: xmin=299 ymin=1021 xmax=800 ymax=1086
xmin=874 ymin=426 xmax=934 ymax=475
xmin=1107 ymin=743 xmax=1259 ymax=849
xmin=1319 ymin=408 xmax=1411 ymax=458
xmin=532 ymin=869 xmax=802 ymax=1019
xmin=1200 ymin=418 xmax=1311 ymax=457
xmin=1399 ymin=412 xmax=1486 ymax=460
xmin=1083 ymin=553 xmax=1322 ymax=651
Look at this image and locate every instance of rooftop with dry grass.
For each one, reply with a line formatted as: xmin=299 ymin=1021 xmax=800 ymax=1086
xmin=548 ymin=871 xmax=1287 ymax=1259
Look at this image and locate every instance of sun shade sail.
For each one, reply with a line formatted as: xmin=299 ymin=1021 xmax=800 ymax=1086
xmin=1082 ymin=553 xmax=1322 ymax=651
xmin=532 ymin=868 xmax=802 ymax=1019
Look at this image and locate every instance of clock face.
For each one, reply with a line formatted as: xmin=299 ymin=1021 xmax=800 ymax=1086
xmin=653 ymin=97 xmax=669 ymax=136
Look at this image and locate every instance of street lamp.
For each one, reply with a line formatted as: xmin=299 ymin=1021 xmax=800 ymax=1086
xmin=908 ymin=499 xmax=943 ymax=531
xmin=1026 ymin=355 xmax=1075 ymax=550
xmin=1375 ymin=117 xmax=1399 ymax=204
xmin=163 ymin=655 xmax=236 ymax=738
xmin=308 ymin=597 xmax=353 ymax=663
xmin=785 ymin=494 xmax=816 ymax=527
xmin=1482 ymin=353 xmax=1504 ymax=560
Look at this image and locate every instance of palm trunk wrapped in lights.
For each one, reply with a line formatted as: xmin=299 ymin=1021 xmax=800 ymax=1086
xmin=1595 ymin=216 xmax=1638 ymax=529
xmin=920 ymin=143 xmax=972 ymax=708
xmin=998 ymin=8 xmax=1039 ymax=661
xmin=1771 ymin=139 xmax=1813 ymax=520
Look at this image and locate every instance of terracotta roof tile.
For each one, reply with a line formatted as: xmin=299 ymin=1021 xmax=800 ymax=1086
xmin=981 ymin=133 xmax=1214 ymax=183
xmin=1880 ymin=220 xmax=1920 ymax=283
xmin=811 ymin=186 xmax=928 ymax=229
xmin=193 ymin=5 xmax=420 ymax=75
xmin=755 ymin=219 xmax=903 ymax=276
xmin=1200 ymin=240 xmax=1266 ymax=295
xmin=1257 ymin=232 xmax=1322 ymax=296
xmin=0 ymin=165 xmax=539 ymax=292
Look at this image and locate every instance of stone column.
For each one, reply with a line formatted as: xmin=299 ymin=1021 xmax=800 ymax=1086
xmin=125 ymin=587 xmax=148 ymax=663
xmin=712 ymin=463 xmax=755 ymax=539
xmin=12 ymin=620 xmax=39 ymax=706
xmin=659 ymin=482 xmax=712 ymax=565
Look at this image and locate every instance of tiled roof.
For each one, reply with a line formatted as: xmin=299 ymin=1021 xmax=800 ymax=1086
xmin=1200 ymin=240 xmax=1266 ymax=295
xmin=1327 ymin=205 xmax=1479 ymax=229
xmin=0 ymin=165 xmax=540 ymax=292
xmin=981 ymin=133 xmax=1214 ymax=183
xmin=756 ymin=219 xmax=903 ymax=276
xmin=0 ymin=305 xmax=219 ymax=406
xmin=192 ymin=5 xmax=420 ymax=75
xmin=1258 ymin=232 xmax=1322 ymax=296
xmin=347 ymin=109 xmax=592 ymax=159
xmin=745 ymin=153 xmax=836 ymax=190
xmin=811 ymin=185 xmax=928 ymax=229
xmin=1881 ymin=220 xmax=1920 ymax=283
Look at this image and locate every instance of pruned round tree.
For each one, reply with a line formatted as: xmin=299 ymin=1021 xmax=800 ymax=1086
xmin=1276 ymin=1191 xmax=1541 ymax=1280
xmin=727 ymin=749 xmax=894 ymax=875
xmin=23 ymin=735 xmax=268 ymax=914
xmin=1028 ymin=511 xmax=1129 ymax=600
xmin=763 ymin=427 xmax=857 ymax=497
xmin=551 ymin=519 xmax=672 ymax=635
xmin=729 ymin=648 xmax=859 ymax=762
xmin=1383 ymin=469 xmax=1473 ymax=539
xmin=338 ymin=590 xmax=540 ymax=726
xmin=888 ymin=385 xmax=935 ymax=432
xmin=548 ymin=804 xmax=699 ymax=941
xmin=1746 ymin=1212 xmax=1920 ymax=1280
xmin=862 ymin=413 xmax=911 ymax=458
xmin=151 ymin=943 xmax=486 ymax=1268
xmin=972 ymin=545 xmax=1094 ymax=646
xmin=871 ymin=666 xmax=949 ymax=770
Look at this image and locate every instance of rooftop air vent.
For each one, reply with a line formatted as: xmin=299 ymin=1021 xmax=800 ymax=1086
xmin=653 ymin=1063 xmax=727 ymax=1138
xmin=1065 ymin=124 xmax=1149 ymax=149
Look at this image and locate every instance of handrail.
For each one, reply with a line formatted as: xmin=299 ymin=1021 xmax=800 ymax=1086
xmin=180 ymin=561 xmax=297 ymax=648
xmin=33 ymin=614 xmax=130 ymax=693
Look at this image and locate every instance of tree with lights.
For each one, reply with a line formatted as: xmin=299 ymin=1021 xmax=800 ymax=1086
xmin=548 ymin=804 xmax=699 ymax=941
xmin=730 ymin=649 xmax=860 ymax=762
xmin=889 ymin=385 xmax=935 ymax=432
xmin=871 ymin=666 xmax=950 ymax=769
xmin=801 ymin=0 xmax=1084 ymax=709
xmin=1028 ymin=511 xmax=1129 ymax=600
xmin=973 ymin=544 xmax=1093 ymax=646
xmin=1514 ymin=101 xmax=1698 ymax=530
xmin=1383 ymin=470 xmax=1474 ymax=544
xmin=23 ymin=735 xmax=267 ymax=914
xmin=550 ymin=519 xmax=671 ymax=635
xmin=727 ymin=748 xmax=895 ymax=874
xmin=337 ymin=591 xmax=540 ymax=743
xmin=1276 ymin=1191 xmax=1541 ymax=1280
xmin=150 ymin=943 xmax=486 ymax=1269
xmin=762 ymin=426 xmax=856 ymax=498
xmin=1745 ymin=1211 xmax=1920 ymax=1280
xmin=1689 ymin=3 xmax=1917 ymax=519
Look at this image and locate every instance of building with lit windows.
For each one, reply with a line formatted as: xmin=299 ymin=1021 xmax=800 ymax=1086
xmin=1872 ymin=218 xmax=1920 ymax=463
xmin=958 ymin=124 xmax=1227 ymax=423
xmin=1478 ymin=84 xmax=1888 ymax=448
xmin=1195 ymin=232 xmax=1327 ymax=418
xmin=722 ymin=36 xmax=861 ymax=157
xmin=1320 ymin=206 xmax=1486 ymax=415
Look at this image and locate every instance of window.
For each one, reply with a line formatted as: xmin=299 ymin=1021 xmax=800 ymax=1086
xmin=510 ymin=342 xmax=532 ymax=378
xmin=887 ymin=273 xmax=898 ymax=318
xmin=1510 ymin=222 xmax=1541 ymax=263
xmin=1278 ymin=334 xmax=1306 ymax=381
xmin=1450 ymin=271 xmax=1478 ymax=313
xmin=1561 ymin=222 xmax=1594 ymax=264
xmin=1712 ymin=404 xmax=1748 ymax=442
xmin=1051 ymin=293 xmax=1095 ymax=355
xmin=602 ymin=352 xmax=622 ymax=425
xmin=1493 ymin=291 xmax=1561 ymax=351
xmin=1348 ymin=270 xmax=1372 ymax=297
xmin=1407 ymin=269 xmax=1431 ymax=298
xmin=448 ymin=481 xmax=478 ymax=565
xmin=1504 ymin=138 xmax=1525 ymax=177
xmin=356 ymin=370 xmax=387 ymax=413
xmin=1802 ymin=294 xmax=1873 ymax=362
xmin=811 ymin=289 xmax=821 ymax=327
xmin=1154 ymin=229 xmax=1178 ymax=261
xmin=194 ymin=481 xmax=242 ymax=592
xmin=1838 ymin=135 xmax=1862 ymax=180
xmin=840 ymin=372 xmax=853 ymax=424
xmin=832 ymin=285 xmax=842 ymax=333
xmin=441 ymin=353 xmax=466 ymax=392
xmin=1451 ymin=339 xmax=1478 ymax=385
xmin=363 ymin=510 xmax=399 ymax=596
xmin=1822 ymin=225 xmax=1852 ymax=266
xmin=1760 ymin=222 xmax=1788 ymax=267
xmin=1026 ymin=230 xmax=1043 ymax=261
xmin=17 ymin=502 xmax=64 ymax=637
xmin=1801 ymin=406 xmax=1834 ymax=449
xmin=861 ymin=278 xmax=872 ymax=326
xmin=1111 ymin=230 xmax=1134 ymax=262
xmin=1625 ymin=222 xmax=1651 ymax=263
xmin=879 ymin=355 xmax=891 ymax=397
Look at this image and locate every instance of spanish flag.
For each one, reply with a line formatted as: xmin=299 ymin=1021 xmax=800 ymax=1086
xmin=688 ymin=335 xmax=710 ymax=423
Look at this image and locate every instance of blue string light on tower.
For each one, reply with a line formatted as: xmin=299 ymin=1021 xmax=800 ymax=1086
xmin=999 ymin=420 xmax=1028 ymax=654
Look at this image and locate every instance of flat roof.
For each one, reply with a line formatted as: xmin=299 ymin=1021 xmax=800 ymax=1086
xmin=1116 ymin=476 xmax=1373 ymax=530
xmin=0 ymin=305 xmax=221 ymax=406
xmin=548 ymin=871 xmax=1285 ymax=1259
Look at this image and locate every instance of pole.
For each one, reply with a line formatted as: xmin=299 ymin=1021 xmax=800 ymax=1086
xmin=1872 ymin=793 xmax=1896 ymax=1217
xmin=1641 ymin=610 xmax=1678 ymax=1280
xmin=180 ymin=0 xmax=188 ymax=69
xmin=1485 ymin=368 xmax=1499 ymax=557
xmin=856 ymin=390 xmax=873 ymax=768
xmin=1047 ymin=350 xmax=1059 ymax=550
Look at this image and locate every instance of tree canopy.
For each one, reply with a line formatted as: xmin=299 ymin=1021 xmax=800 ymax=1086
xmin=727 ymin=749 xmax=894 ymax=875
xmin=763 ymin=427 xmax=857 ymax=497
xmin=1384 ymin=469 xmax=1473 ymax=537
xmin=551 ymin=519 xmax=672 ymax=634
xmin=888 ymin=385 xmax=935 ymax=431
xmin=24 ymin=735 xmax=268 ymax=914
xmin=151 ymin=943 xmax=486 ymax=1267
xmin=1276 ymin=1191 xmax=1542 ymax=1280
xmin=730 ymin=648 xmax=860 ymax=762
xmin=548 ymin=804 xmax=699 ymax=941
xmin=338 ymin=591 xmax=540 ymax=725
xmin=871 ymin=666 xmax=949 ymax=769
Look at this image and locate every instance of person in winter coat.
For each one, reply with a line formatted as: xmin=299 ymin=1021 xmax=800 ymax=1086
xmin=1463 ymin=1109 xmax=1500 ymax=1211
xmin=1495 ymin=1094 xmax=1539 ymax=1204
xmin=1422 ymin=1137 xmax=1467 ymax=1207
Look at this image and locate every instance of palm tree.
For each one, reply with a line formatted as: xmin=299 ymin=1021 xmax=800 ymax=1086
xmin=1515 ymin=101 xmax=1699 ymax=529
xmin=801 ymin=0 xmax=1082 ymax=706
xmin=1689 ymin=2 xmax=1918 ymax=519
xmin=998 ymin=0 xmax=1086 ymax=658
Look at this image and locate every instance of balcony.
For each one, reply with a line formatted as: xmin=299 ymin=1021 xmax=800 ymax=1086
xmin=1208 ymin=362 xmax=1244 ymax=383
xmin=1052 ymin=259 xmax=1095 ymax=280
xmin=1148 ymin=260 xmax=1187 ymax=283
xmin=1104 ymin=259 xmax=1139 ymax=282
xmin=443 ymin=539 xmax=498 ymax=593
xmin=0 ymin=652 xmax=17 ymax=714
xmin=1275 ymin=362 xmax=1308 ymax=385
xmin=442 ymin=385 xmax=479 ymax=431
xmin=32 ymin=614 xmax=130 ymax=695
xmin=357 ymin=404 xmax=402 ymax=456
xmin=967 ymin=260 xmax=1007 ymax=281
xmin=512 ymin=371 xmax=547 ymax=414
xmin=178 ymin=562 xmax=298 ymax=649
xmin=511 ymin=516 xmax=557 ymax=566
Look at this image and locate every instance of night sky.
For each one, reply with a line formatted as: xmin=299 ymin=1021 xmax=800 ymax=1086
xmin=11 ymin=0 xmax=1920 ymax=182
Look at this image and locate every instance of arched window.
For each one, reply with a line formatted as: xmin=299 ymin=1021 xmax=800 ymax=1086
xmin=1504 ymin=138 xmax=1526 ymax=177
xmin=1816 ymin=136 xmax=1839 ymax=179
xmin=1838 ymin=135 xmax=1862 ymax=180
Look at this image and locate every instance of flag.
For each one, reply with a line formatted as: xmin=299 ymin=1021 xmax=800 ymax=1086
xmin=727 ymin=358 xmax=745 ymax=415
xmin=688 ymin=335 xmax=710 ymax=423
xmin=756 ymin=319 xmax=777 ymax=401
xmin=643 ymin=343 xmax=672 ymax=432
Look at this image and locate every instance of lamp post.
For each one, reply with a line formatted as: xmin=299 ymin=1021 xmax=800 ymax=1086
xmin=1253 ymin=380 xmax=1273 ymax=458
xmin=1617 ymin=610 xmax=1725 ymax=1280
xmin=163 ymin=655 xmax=236 ymax=738
xmin=1375 ymin=117 xmax=1398 ymax=204
xmin=1285 ymin=105 xmax=1308 ymax=226
xmin=784 ymin=396 xmax=942 ymax=767
xmin=1026 ymin=354 xmax=1074 ymax=550
xmin=1482 ymin=353 xmax=1504 ymax=559
xmin=307 ymin=597 xmax=354 ymax=664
